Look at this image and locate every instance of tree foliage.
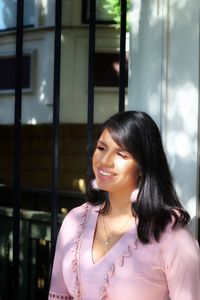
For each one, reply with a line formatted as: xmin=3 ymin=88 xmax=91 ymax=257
xmin=103 ymin=0 xmax=132 ymax=30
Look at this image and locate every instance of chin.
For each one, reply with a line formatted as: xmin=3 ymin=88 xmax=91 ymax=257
xmin=92 ymin=179 xmax=110 ymax=192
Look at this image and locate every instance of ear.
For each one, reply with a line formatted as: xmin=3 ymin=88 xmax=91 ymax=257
xmin=130 ymin=188 xmax=139 ymax=203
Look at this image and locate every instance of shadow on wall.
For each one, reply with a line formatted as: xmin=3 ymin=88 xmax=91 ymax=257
xmin=129 ymin=0 xmax=199 ymax=236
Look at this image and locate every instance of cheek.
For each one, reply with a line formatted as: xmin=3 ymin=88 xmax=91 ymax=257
xmin=116 ymin=160 xmax=138 ymax=174
xmin=124 ymin=163 xmax=140 ymax=179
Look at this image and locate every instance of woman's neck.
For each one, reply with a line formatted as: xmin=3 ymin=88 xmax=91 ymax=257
xmin=107 ymin=192 xmax=133 ymax=217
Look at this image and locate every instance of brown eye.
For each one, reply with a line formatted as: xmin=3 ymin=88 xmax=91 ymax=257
xmin=96 ymin=145 xmax=104 ymax=151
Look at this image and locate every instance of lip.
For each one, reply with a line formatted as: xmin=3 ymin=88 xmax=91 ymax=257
xmin=98 ymin=168 xmax=116 ymax=178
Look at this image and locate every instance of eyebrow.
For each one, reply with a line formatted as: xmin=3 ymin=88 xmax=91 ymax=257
xmin=97 ymin=140 xmax=106 ymax=146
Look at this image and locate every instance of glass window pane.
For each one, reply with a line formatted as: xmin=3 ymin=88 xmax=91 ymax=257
xmin=0 ymin=0 xmax=35 ymax=30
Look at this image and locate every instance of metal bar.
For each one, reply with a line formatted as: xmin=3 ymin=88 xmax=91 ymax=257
xmin=86 ymin=0 xmax=96 ymax=179
xmin=12 ymin=0 xmax=24 ymax=299
xmin=198 ymin=9 xmax=200 ymax=244
xmin=118 ymin=0 xmax=127 ymax=112
xmin=51 ymin=0 xmax=62 ymax=263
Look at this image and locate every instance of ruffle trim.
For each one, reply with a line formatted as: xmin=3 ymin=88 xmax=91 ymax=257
xmin=71 ymin=203 xmax=89 ymax=299
xmin=69 ymin=203 xmax=138 ymax=300
xmin=48 ymin=291 xmax=73 ymax=299
xmin=99 ymin=239 xmax=138 ymax=299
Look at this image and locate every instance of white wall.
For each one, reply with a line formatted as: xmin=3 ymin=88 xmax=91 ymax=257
xmin=128 ymin=0 xmax=200 ymax=236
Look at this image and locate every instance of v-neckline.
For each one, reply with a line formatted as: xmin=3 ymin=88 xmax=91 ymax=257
xmin=85 ymin=205 xmax=137 ymax=266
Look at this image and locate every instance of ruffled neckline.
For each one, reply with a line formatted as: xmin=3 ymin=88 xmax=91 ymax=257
xmin=88 ymin=205 xmax=138 ymax=266
xmin=70 ymin=203 xmax=138 ymax=300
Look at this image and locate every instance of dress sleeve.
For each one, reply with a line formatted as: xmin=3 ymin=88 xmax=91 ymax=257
xmin=48 ymin=214 xmax=73 ymax=300
xmin=165 ymin=226 xmax=200 ymax=300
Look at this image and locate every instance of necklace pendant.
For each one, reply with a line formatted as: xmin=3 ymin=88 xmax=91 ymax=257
xmin=104 ymin=238 xmax=110 ymax=246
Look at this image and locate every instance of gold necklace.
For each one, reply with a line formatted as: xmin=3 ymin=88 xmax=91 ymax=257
xmin=102 ymin=215 xmax=133 ymax=247
xmin=102 ymin=216 xmax=110 ymax=246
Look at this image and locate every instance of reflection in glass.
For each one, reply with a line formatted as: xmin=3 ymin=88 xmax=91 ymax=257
xmin=0 ymin=0 xmax=35 ymax=30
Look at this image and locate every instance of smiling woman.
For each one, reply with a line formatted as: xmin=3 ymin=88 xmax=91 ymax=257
xmin=48 ymin=111 xmax=200 ymax=300
xmin=92 ymin=128 xmax=140 ymax=196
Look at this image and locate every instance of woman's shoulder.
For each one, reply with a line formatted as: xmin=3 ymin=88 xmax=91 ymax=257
xmin=160 ymin=219 xmax=196 ymax=242
xmin=69 ymin=202 xmax=90 ymax=215
xmin=57 ymin=202 xmax=92 ymax=243
xmin=62 ymin=202 xmax=91 ymax=226
xmin=159 ymin=223 xmax=200 ymax=262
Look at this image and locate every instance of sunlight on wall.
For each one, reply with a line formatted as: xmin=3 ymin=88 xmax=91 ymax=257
xmin=168 ymin=131 xmax=193 ymax=159
xmin=41 ymin=0 xmax=48 ymax=16
xmin=39 ymin=80 xmax=47 ymax=103
xmin=27 ymin=118 xmax=37 ymax=125
xmin=168 ymin=0 xmax=193 ymax=30
xmin=147 ymin=93 xmax=160 ymax=116
xmin=186 ymin=197 xmax=197 ymax=220
xmin=165 ymin=81 xmax=198 ymax=232
xmin=128 ymin=0 xmax=199 ymax=236
xmin=130 ymin=0 xmax=141 ymax=46
xmin=170 ymin=0 xmax=188 ymax=10
xmin=168 ymin=82 xmax=197 ymax=134
xmin=166 ymin=82 xmax=198 ymax=161
xmin=61 ymin=33 xmax=65 ymax=42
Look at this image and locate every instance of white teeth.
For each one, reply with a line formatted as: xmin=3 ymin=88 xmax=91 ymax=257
xmin=99 ymin=169 xmax=112 ymax=176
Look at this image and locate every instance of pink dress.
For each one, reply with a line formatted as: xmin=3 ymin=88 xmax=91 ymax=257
xmin=48 ymin=203 xmax=200 ymax=300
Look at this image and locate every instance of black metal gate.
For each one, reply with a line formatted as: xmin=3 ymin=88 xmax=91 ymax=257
xmin=10 ymin=0 xmax=128 ymax=299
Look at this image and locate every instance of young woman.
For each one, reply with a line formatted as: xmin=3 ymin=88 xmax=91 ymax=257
xmin=48 ymin=111 xmax=200 ymax=300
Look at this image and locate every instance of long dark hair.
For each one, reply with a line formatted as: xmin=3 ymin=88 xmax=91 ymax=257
xmin=86 ymin=111 xmax=190 ymax=244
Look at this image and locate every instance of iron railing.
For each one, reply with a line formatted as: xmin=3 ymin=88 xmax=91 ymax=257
xmin=1 ymin=0 xmax=128 ymax=299
xmin=12 ymin=0 xmax=24 ymax=298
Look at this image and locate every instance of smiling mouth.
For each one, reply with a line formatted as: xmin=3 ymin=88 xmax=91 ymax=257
xmin=99 ymin=169 xmax=114 ymax=177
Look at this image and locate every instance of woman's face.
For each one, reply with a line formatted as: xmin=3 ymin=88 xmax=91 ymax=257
xmin=92 ymin=128 xmax=140 ymax=194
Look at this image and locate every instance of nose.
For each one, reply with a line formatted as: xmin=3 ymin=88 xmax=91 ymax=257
xmin=100 ymin=151 xmax=114 ymax=168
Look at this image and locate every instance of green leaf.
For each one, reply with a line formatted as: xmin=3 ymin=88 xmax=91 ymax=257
xmin=103 ymin=0 xmax=132 ymax=31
